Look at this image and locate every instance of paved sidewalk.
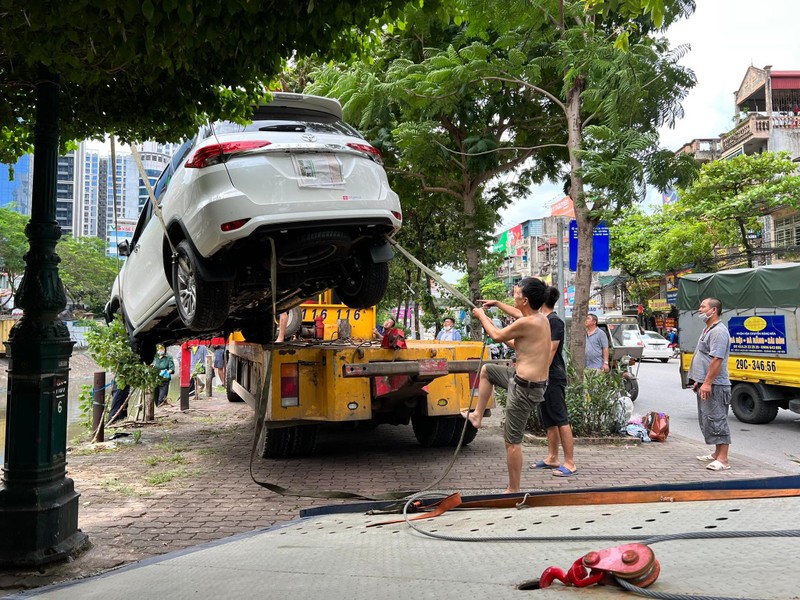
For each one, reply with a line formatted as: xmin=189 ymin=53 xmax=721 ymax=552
xmin=0 ymin=393 xmax=794 ymax=596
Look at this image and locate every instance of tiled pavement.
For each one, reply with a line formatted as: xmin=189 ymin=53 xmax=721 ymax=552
xmin=0 ymin=392 xmax=794 ymax=595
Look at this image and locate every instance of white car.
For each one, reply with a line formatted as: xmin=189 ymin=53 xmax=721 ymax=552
xmin=106 ymin=93 xmax=402 ymax=361
xmin=641 ymin=330 xmax=673 ymax=362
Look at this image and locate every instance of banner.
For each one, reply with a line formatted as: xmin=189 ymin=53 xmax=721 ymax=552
xmin=550 ymin=196 xmax=575 ymax=217
xmin=492 ymin=231 xmax=508 ymax=254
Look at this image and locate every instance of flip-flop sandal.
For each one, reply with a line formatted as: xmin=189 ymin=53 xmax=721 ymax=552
xmin=696 ymin=454 xmax=716 ymax=461
xmin=552 ymin=466 xmax=577 ymax=477
xmin=706 ymin=460 xmax=731 ymax=471
xmin=531 ymin=460 xmax=560 ymax=469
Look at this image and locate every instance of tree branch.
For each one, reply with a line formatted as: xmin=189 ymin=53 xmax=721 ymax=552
xmin=386 ymin=168 xmax=462 ymax=199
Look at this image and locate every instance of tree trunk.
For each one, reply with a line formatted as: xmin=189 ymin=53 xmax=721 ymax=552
xmin=463 ymin=190 xmax=482 ymax=340
xmin=564 ymin=76 xmax=594 ymax=380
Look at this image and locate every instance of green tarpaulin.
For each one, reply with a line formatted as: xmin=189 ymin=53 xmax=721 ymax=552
xmin=677 ymin=263 xmax=800 ymax=311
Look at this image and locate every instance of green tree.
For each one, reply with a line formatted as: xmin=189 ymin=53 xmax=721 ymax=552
xmin=0 ymin=208 xmax=28 ymax=309
xmin=453 ymin=0 xmax=697 ymax=373
xmin=307 ymin=6 xmax=569 ymax=339
xmin=58 ymin=237 xmax=118 ymax=314
xmin=678 ymin=152 xmax=800 ymax=267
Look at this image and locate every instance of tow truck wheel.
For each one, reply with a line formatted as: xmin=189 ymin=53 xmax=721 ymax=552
xmin=225 ymin=355 xmax=243 ymax=402
xmin=412 ymin=414 xmax=457 ymax=447
xmin=449 ymin=416 xmax=477 ymax=446
xmin=730 ymin=383 xmax=778 ymax=424
xmin=257 ymin=425 xmax=293 ymax=458
xmin=290 ymin=425 xmax=317 ymax=456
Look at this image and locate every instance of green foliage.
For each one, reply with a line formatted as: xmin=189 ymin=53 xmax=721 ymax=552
xmin=76 ymin=384 xmax=95 ymax=432
xmin=58 ymin=236 xmax=119 ymax=313
xmin=0 ymin=207 xmax=29 ymax=307
xmin=85 ymin=315 xmax=160 ymax=391
xmin=678 ymin=151 xmax=800 ymax=267
xmin=0 ymin=0 xmax=410 ymax=162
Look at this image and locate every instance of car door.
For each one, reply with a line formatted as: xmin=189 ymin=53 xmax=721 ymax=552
xmin=119 ymin=171 xmax=173 ymax=329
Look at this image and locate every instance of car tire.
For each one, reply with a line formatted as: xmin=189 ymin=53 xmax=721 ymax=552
xmin=257 ymin=425 xmax=293 ymax=458
xmin=449 ymin=416 xmax=478 ymax=446
xmin=659 ymin=358 xmax=669 ymax=363
xmin=412 ymin=414 xmax=457 ymax=447
xmin=730 ymin=383 xmax=778 ymax=424
xmin=277 ymin=230 xmax=351 ymax=271
xmin=284 ymin=306 xmax=303 ymax=338
xmin=172 ymin=240 xmax=232 ymax=332
xmin=335 ymin=256 xmax=389 ymax=309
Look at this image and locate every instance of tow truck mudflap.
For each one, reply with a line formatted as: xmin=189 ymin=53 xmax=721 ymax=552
xmin=342 ymin=359 xmax=488 ymax=378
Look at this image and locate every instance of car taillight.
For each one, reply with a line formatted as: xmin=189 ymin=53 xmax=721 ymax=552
xmin=280 ymin=363 xmax=299 ymax=408
xmin=220 ymin=218 xmax=251 ymax=232
xmin=391 ymin=210 xmax=402 ymax=221
xmin=346 ymin=142 xmax=383 ymax=165
xmin=185 ymin=140 xmax=272 ymax=169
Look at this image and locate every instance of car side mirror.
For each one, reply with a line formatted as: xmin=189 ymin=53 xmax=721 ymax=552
xmin=118 ymin=239 xmax=131 ymax=257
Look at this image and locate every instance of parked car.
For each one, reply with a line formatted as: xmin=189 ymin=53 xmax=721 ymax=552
xmin=105 ymin=93 xmax=402 ymax=362
xmin=641 ymin=330 xmax=673 ymax=362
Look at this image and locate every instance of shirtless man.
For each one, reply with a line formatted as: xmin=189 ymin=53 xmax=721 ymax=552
xmin=467 ymin=277 xmax=551 ymax=493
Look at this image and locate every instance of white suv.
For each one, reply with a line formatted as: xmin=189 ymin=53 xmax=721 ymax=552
xmin=106 ymin=93 xmax=402 ymax=361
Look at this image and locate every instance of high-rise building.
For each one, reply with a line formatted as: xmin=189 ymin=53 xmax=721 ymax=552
xmin=0 ymin=155 xmax=33 ymax=215
xmin=136 ymin=141 xmax=179 ymax=211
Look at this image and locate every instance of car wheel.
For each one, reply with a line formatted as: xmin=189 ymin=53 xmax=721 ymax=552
xmin=172 ymin=240 xmax=232 ymax=331
xmin=448 ymin=416 xmax=478 ymax=446
xmin=412 ymin=414 xmax=457 ymax=447
xmin=659 ymin=358 xmax=669 ymax=363
xmin=730 ymin=383 xmax=778 ymax=424
xmin=257 ymin=425 xmax=294 ymax=458
xmin=335 ymin=256 xmax=389 ymax=309
xmin=277 ymin=230 xmax=351 ymax=271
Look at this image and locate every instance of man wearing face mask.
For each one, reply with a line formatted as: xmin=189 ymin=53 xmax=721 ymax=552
xmin=687 ymin=297 xmax=732 ymax=471
xmin=436 ymin=317 xmax=462 ymax=341
xmin=152 ymin=344 xmax=176 ymax=407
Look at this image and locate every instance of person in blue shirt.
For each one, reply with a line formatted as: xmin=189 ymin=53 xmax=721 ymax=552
xmin=436 ymin=317 xmax=462 ymax=341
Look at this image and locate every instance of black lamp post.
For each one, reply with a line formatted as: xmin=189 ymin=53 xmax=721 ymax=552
xmin=0 ymin=69 xmax=88 ymax=566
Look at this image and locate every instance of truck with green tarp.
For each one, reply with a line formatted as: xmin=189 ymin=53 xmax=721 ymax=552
xmin=677 ymin=262 xmax=800 ymax=423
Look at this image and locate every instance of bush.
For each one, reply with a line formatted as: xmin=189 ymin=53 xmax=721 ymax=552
xmin=495 ymin=350 xmax=626 ymax=438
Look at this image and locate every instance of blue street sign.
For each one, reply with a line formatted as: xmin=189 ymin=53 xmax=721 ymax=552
xmin=569 ymin=220 xmax=610 ymax=272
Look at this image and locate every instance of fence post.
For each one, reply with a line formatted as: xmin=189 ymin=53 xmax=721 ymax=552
xmin=205 ymin=352 xmax=213 ymax=397
xmin=92 ymin=372 xmax=105 ymax=442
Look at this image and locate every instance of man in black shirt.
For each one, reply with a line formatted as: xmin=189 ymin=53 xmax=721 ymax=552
xmin=530 ymin=286 xmax=577 ymax=477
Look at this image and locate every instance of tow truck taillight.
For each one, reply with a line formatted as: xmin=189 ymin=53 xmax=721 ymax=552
xmin=468 ymin=371 xmax=480 ymax=397
xmin=346 ymin=142 xmax=383 ymax=165
xmin=185 ymin=140 xmax=272 ymax=169
xmin=280 ymin=363 xmax=299 ymax=407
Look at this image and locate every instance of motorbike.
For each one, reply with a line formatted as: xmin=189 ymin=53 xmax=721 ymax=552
xmin=612 ymin=349 xmax=641 ymax=401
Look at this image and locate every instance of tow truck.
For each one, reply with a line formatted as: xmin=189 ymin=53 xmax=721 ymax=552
xmin=225 ymin=291 xmax=493 ymax=457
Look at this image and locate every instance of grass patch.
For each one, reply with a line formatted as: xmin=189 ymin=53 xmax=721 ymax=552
xmin=144 ymin=453 xmax=188 ymax=467
xmin=155 ymin=434 xmax=187 ymax=454
xmin=195 ymin=447 xmax=219 ymax=456
xmin=100 ymin=477 xmax=142 ymax=497
xmin=144 ymin=467 xmax=193 ymax=486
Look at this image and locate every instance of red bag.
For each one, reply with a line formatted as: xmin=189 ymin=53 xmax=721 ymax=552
xmin=380 ymin=328 xmax=407 ymax=350
xmin=645 ymin=411 xmax=670 ymax=442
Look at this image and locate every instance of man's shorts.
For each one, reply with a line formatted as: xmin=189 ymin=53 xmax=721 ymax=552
xmin=483 ymin=363 xmax=546 ymax=445
xmin=539 ymin=381 xmax=569 ymax=428
xmin=696 ymin=384 xmax=731 ymax=445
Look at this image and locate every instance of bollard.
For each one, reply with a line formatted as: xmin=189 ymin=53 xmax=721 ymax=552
xmin=92 ymin=372 xmax=106 ymax=442
xmin=180 ymin=341 xmax=191 ymax=411
xmin=205 ymin=352 xmax=213 ymax=397
xmin=146 ymin=388 xmax=155 ymax=421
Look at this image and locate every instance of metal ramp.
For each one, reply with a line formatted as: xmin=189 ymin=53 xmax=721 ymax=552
xmin=14 ymin=493 xmax=799 ymax=599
